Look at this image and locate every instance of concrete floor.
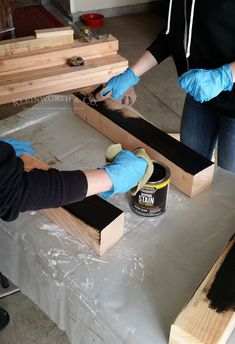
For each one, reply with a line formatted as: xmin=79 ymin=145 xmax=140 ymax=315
xmin=0 ymin=7 xmax=186 ymax=344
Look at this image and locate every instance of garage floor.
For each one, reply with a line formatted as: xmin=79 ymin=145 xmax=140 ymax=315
xmin=0 ymin=7 xmax=186 ymax=344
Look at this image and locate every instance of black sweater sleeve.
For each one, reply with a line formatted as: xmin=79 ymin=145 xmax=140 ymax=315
xmin=0 ymin=142 xmax=88 ymax=222
xmin=147 ymin=27 xmax=171 ymax=64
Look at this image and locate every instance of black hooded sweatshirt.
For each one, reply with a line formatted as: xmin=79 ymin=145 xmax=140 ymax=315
xmin=0 ymin=142 xmax=88 ymax=221
xmin=147 ymin=0 xmax=235 ymax=116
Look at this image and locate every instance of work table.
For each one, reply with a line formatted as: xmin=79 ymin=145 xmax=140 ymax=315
xmin=0 ymin=98 xmax=234 ymax=344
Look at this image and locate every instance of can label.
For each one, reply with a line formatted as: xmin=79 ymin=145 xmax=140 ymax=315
xmin=130 ymin=162 xmax=170 ymax=217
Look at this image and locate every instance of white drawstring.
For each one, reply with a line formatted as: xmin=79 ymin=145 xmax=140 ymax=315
xmin=165 ymin=0 xmax=196 ymax=59
xmin=165 ymin=0 xmax=173 ymax=35
xmin=186 ymin=0 xmax=196 ymax=57
xmin=183 ymin=0 xmax=188 ymax=52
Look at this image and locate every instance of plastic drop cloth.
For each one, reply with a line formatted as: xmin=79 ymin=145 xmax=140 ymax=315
xmin=0 ymin=97 xmax=234 ymax=344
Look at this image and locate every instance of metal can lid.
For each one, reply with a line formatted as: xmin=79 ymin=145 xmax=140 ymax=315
xmin=147 ymin=161 xmax=171 ymax=184
xmin=79 ymin=25 xmax=92 ymax=33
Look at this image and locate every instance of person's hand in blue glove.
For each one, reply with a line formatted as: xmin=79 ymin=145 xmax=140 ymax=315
xmin=99 ymin=147 xmax=147 ymax=199
xmin=177 ymin=64 xmax=234 ymax=103
xmin=101 ymin=67 xmax=140 ymax=100
xmin=0 ymin=138 xmax=35 ymax=156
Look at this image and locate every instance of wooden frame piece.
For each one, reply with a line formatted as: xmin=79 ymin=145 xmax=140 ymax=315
xmin=0 ymin=36 xmax=119 ymax=76
xmin=72 ymin=89 xmax=214 ymax=197
xmin=0 ymin=27 xmax=74 ymax=56
xmin=20 ymin=154 xmax=124 ymax=255
xmin=169 ymin=236 xmax=235 ymax=344
xmin=35 ymin=27 xmax=73 ymax=39
xmin=0 ymin=55 xmax=128 ymax=104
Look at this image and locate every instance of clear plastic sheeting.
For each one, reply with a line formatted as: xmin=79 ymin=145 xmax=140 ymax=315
xmin=0 ymin=97 xmax=235 ymax=344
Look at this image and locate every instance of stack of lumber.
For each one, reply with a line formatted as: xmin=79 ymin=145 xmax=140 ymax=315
xmin=0 ymin=27 xmax=128 ymax=105
xmin=21 ymin=153 xmax=124 ymax=255
xmin=169 ymin=236 xmax=235 ymax=344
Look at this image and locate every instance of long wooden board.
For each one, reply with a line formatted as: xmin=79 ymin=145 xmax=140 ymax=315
xmin=20 ymin=153 xmax=124 ymax=255
xmin=35 ymin=27 xmax=73 ymax=39
xmin=0 ymin=55 xmax=128 ymax=104
xmin=0 ymin=36 xmax=119 ymax=76
xmin=169 ymin=236 xmax=235 ymax=344
xmin=0 ymin=27 xmax=74 ymax=56
xmin=72 ymin=88 xmax=214 ymax=197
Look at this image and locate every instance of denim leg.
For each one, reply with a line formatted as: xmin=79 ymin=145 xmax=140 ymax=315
xmin=180 ymin=95 xmax=219 ymax=160
xmin=217 ymin=115 xmax=235 ymax=173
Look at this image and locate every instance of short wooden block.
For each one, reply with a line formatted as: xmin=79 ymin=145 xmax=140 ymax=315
xmin=0 ymin=30 xmax=74 ymax=57
xmin=72 ymin=89 xmax=214 ymax=197
xmin=35 ymin=27 xmax=73 ymax=39
xmin=20 ymin=154 xmax=124 ymax=255
xmin=43 ymin=197 xmax=124 ymax=256
xmin=169 ymin=236 xmax=235 ymax=344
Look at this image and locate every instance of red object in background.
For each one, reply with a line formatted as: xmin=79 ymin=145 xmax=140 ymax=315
xmin=4 ymin=5 xmax=63 ymax=39
xmin=81 ymin=13 xmax=104 ymax=28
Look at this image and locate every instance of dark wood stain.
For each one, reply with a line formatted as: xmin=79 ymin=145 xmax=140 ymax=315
xmin=207 ymin=238 xmax=235 ymax=313
xmin=63 ymin=195 xmax=123 ymax=232
xmin=74 ymin=92 xmax=213 ymax=175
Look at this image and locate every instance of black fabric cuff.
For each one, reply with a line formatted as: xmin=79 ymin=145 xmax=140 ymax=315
xmin=147 ymin=28 xmax=170 ymax=64
xmin=20 ymin=169 xmax=88 ymax=212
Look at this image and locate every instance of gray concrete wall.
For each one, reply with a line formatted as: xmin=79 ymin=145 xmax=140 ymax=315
xmin=46 ymin=0 xmax=158 ymax=21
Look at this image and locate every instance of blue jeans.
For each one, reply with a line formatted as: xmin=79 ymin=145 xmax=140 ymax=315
xmin=181 ymin=95 xmax=235 ymax=173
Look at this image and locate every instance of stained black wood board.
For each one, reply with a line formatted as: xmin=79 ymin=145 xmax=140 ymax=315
xmin=74 ymin=92 xmax=214 ymax=175
xmin=207 ymin=234 xmax=235 ymax=313
xmin=63 ymin=195 xmax=123 ymax=232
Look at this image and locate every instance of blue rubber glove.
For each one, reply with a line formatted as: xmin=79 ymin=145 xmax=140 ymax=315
xmin=103 ymin=67 xmax=140 ymax=99
xmin=177 ymin=64 xmax=234 ymax=103
xmin=100 ymin=150 xmax=147 ymax=199
xmin=0 ymin=138 xmax=35 ymax=156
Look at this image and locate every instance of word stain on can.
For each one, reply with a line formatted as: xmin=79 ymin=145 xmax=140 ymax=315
xmin=130 ymin=162 xmax=171 ymax=217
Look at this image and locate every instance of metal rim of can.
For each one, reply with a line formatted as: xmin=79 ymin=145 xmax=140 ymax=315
xmin=130 ymin=161 xmax=171 ymax=217
xmin=79 ymin=26 xmax=92 ymax=34
xmin=145 ymin=161 xmax=171 ymax=189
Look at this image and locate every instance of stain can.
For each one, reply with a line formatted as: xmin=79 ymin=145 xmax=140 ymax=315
xmin=130 ymin=162 xmax=171 ymax=217
xmin=79 ymin=26 xmax=93 ymax=42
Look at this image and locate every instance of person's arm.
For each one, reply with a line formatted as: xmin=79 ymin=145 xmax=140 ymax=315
xmin=145 ymin=27 xmax=171 ymax=68
xmin=131 ymin=50 xmax=158 ymax=77
xmin=83 ymin=169 xmax=112 ymax=197
xmin=0 ymin=142 xmax=148 ymax=221
xmin=98 ymin=28 xmax=170 ymax=102
xmin=0 ymin=142 xmax=89 ymax=221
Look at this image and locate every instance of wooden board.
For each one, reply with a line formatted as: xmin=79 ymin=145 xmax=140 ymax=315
xmin=169 ymin=236 xmax=235 ymax=344
xmin=72 ymin=89 xmax=214 ymax=197
xmin=20 ymin=153 xmax=124 ymax=255
xmin=0 ymin=29 xmax=74 ymax=56
xmin=35 ymin=27 xmax=73 ymax=39
xmin=0 ymin=55 xmax=128 ymax=105
xmin=0 ymin=36 xmax=119 ymax=76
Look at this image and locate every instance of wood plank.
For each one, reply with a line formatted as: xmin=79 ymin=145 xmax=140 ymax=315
xmin=0 ymin=33 xmax=117 ymax=59
xmin=72 ymin=89 xmax=214 ymax=197
xmin=2 ymin=66 xmax=126 ymax=105
xmin=0 ymin=55 xmax=128 ymax=104
xmin=169 ymin=236 xmax=235 ymax=344
xmin=0 ymin=34 xmax=74 ymax=57
xmin=0 ymin=55 xmax=127 ymax=89
xmin=35 ymin=27 xmax=73 ymax=38
xmin=0 ymin=38 xmax=118 ymax=76
xmin=168 ymin=133 xmax=180 ymax=141
xmin=168 ymin=133 xmax=215 ymax=162
xmin=20 ymin=153 xmax=124 ymax=255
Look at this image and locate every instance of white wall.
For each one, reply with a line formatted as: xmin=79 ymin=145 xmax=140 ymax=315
xmin=71 ymin=0 xmax=153 ymax=14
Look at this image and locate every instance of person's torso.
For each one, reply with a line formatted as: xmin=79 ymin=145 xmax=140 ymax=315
xmin=168 ymin=0 xmax=235 ymax=115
